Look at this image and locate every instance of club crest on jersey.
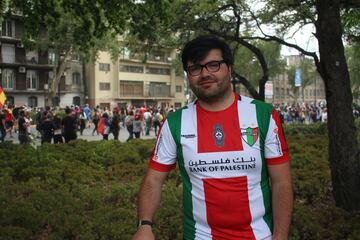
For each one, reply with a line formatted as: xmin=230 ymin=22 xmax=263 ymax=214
xmin=241 ymin=127 xmax=259 ymax=147
xmin=213 ymin=124 xmax=224 ymax=147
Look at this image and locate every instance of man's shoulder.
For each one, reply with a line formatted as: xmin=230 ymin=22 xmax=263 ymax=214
xmin=239 ymin=95 xmax=273 ymax=111
xmin=166 ymin=103 xmax=192 ymax=121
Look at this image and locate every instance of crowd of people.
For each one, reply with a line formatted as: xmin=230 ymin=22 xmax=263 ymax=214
xmin=2 ymin=100 xmax=360 ymax=144
xmin=0 ymin=103 xmax=174 ymax=144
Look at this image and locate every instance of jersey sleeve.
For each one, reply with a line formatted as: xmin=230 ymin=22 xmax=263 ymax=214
xmin=149 ymin=120 xmax=177 ymax=172
xmin=264 ymin=109 xmax=290 ymax=165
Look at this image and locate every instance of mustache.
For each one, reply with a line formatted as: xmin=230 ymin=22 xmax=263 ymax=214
xmin=199 ymin=76 xmax=215 ymax=82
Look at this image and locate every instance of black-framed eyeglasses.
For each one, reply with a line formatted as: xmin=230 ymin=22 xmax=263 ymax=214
xmin=186 ymin=60 xmax=227 ymax=76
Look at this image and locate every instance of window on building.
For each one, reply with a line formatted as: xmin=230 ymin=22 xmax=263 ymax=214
xmin=26 ymin=50 xmax=38 ymax=64
xmin=28 ymin=96 xmax=37 ymax=107
xmin=149 ymin=82 xmax=170 ymax=97
xmin=1 ymin=44 xmax=15 ymax=63
xmin=146 ymin=67 xmax=170 ymax=75
xmin=72 ymin=54 xmax=80 ymax=61
xmin=72 ymin=72 xmax=81 ymax=85
xmin=176 ymin=85 xmax=182 ymax=93
xmin=52 ymin=96 xmax=60 ymax=106
xmin=73 ymin=96 xmax=81 ymax=106
xmin=48 ymin=49 xmax=55 ymax=64
xmin=99 ymin=82 xmax=111 ymax=90
xmin=120 ymin=47 xmax=131 ymax=59
xmin=26 ymin=70 xmax=39 ymax=89
xmin=6 ymin=96 xmax=14 ymax=106
xmin=119 ymin=65 xmax=144 ymax=73
xmin=120 ymin=81 xmax=143 ymax=97
xmin=99 ymin=63 xmax=110 ymax=71
xmin=2 ymin=68 xmax=15 ymax=89
xmin=1 ymin=20 xmax=15 ymax=37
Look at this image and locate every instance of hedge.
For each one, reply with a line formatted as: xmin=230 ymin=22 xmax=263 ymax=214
xmin=0 ymin=125 xmax=359 ymax=239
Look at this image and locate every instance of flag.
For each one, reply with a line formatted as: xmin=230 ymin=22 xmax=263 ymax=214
xmin=295 ymin=68 xmax=302 ymax=87
xmin=0 ymin=86 xmax=6 ymax=109
xmin=97 ymin=118 xmax=105 ymax=135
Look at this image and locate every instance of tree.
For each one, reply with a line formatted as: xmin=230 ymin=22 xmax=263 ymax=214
xmin=129 ymin=0 xmax=360 ymax=211
xmin=124 ymin=0 xmax=286 ymax=101
xmin=286 ymin=57 xmax=318 ymax=103
xmin=346 ymin=43 xmax=360 ymax=100
xmin=257 ymin=0 xmax=360 ymax=211
xmin=6 ymin=0 xmax=133 ymax=106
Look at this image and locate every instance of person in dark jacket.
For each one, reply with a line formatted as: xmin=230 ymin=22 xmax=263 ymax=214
xmin=62 ymin=108 xmax=77 ymax=143
xmin=111 ymin=110 xmax=121 ymax=140
xmin=40 ymin=113 xmax=54 ymax=144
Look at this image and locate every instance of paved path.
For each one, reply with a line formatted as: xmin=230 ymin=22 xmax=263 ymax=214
xmin=3 ymin=124 xmax=156 ymax=144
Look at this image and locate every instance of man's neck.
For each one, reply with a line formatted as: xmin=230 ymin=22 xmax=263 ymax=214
xmin=198 ymin=90 xmax=235 ymax=112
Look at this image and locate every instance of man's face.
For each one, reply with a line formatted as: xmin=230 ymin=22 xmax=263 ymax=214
xmin=187 ymin=49 xmax=232 ymax=102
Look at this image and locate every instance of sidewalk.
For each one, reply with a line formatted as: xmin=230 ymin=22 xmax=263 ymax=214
xmin=3 ymin=125 xmax=156 ymax=144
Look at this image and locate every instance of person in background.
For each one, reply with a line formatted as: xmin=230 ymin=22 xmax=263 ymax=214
xmin=152 ymin=109 xmax=161 ymax=136
xmin=62 ymin=108 xmax=78 ymax=143
xmin=101 ymin=112 xmax=111 ymax=140
xmin=83 ymin=103 xmax=91 ymax=128
xmin=0 ymin=109 xmax=7 ymax=143
xmin=79 ymin=109 xmax=86 ymax=136
xmin=40 ymin=113 xmax=54 ymax=144
xmin=18 ymin=110 xmax=29 ymax=144
xmin=132 ymin=113 xmax=142 ymax=139
xmin=53 ymin=114 xmax=63 ymax=144
xmin=125 ymin=110 xmax=134 ymax=141
xmin=92 ymin=109 xmax=100 ymax=136
xmin=5 ymin=106 xmax=14 ymax=138
xmin=143 ymin=108 xmax=152 ymax=136
xmin=111 ymin=109 xmax=121 ymax=140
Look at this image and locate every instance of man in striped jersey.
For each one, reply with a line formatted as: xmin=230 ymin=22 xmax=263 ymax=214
xmin=132 ymin=36 xmax=293 ymax=240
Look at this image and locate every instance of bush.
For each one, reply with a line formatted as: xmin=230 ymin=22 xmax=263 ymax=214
xmin=0 ymin=133 xmax=359 ymax=239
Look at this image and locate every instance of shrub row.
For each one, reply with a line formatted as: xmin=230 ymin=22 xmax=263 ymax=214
xmin=0 ymin=128 xmax=359 ymax=239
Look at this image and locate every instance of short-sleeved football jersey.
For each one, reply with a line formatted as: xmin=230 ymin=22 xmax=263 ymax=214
xmin=149 ymin=94 xmax=290 ymax=240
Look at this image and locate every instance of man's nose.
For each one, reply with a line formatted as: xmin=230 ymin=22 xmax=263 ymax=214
xmin=200 ymin=66 xmax=211 ymax=77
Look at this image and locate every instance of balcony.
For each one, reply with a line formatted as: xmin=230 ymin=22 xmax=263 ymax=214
xmin=148 ymin=83 xmax=170 ymax=97
xmin=120 ymin=81 xmax=144 ymax=97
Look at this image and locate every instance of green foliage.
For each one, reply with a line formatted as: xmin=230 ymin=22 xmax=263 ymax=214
xmin=0 ymin=131 xmax=359 ymax=239
xmin=283 ymin=122 xmax=328 ymax=136
xmin=346 ymin=43 xmax=360 ymax=100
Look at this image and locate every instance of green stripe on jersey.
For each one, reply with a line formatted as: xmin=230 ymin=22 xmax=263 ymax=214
xmin=252 ymin=99 xmax=274 ymax=232
xmin=167 ymin=108 xmax=196 ymax=240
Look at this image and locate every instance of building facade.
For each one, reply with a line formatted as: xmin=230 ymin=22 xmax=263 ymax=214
xmin=235 ymin=55 xmax=326 ymax=105
xmin=0 ymin=14 xmax=85 ymax=109
xmin=85 ymin=49 xmax=186 ymax=110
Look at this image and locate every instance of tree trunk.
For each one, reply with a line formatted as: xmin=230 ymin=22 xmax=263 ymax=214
xmin=46 ymin=50 xmax=71 ymax=107
xmin=316 ymin=0 xmax=360 ymax=211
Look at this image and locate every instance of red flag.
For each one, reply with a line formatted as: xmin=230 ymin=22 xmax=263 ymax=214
xmin=97 ymin=118 xmax=105 ymax=135
xmin=0 ymin=86 xmax=6 ymax=109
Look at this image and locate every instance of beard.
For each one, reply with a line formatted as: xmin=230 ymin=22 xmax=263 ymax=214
xmin=189 ymin=75 xmax=232 ymax=103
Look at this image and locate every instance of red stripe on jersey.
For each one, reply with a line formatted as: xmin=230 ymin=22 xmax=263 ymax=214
xmin=149 ymin=160 xmax=176 ymax=172
xmin=196 ymin=95 xmax=243 ymax=153
xmin=148 ymin=121 xmax=176 ymax=172
xmin=203 ymin=176 xmax=256 ymax=240
xmin=267 ymin=109 xmax=290 ymax=165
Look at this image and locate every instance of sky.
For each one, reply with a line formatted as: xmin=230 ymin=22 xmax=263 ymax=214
xmin=281 ymin=24 xmax=319 ymax=56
